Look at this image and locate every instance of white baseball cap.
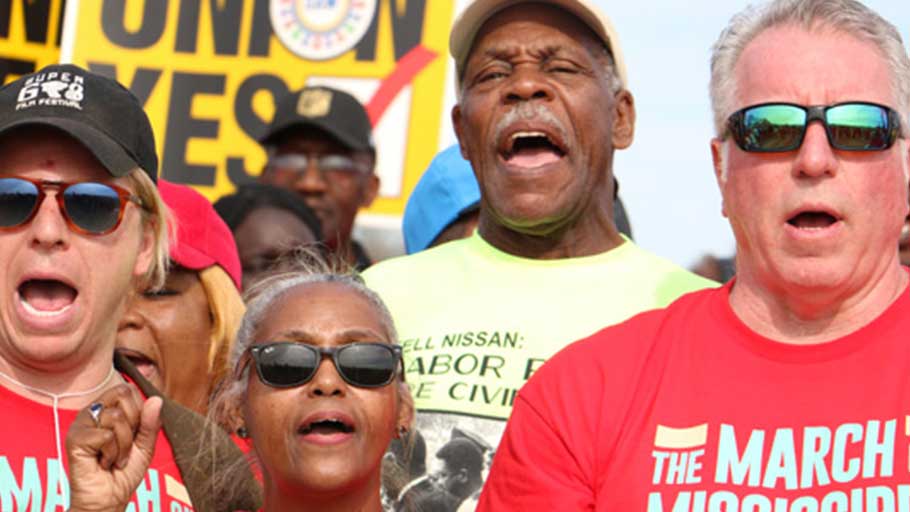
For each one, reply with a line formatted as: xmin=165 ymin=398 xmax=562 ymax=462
xmin=449 ymin=0 xmax=629 ymax=89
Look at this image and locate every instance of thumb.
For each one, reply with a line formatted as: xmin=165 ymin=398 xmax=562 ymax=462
xmin=133 ymin=396 xmax=163 ymax=460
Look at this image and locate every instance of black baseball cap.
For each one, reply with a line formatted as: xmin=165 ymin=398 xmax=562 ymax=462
xmin=0 ymin=63 xmax=158 ymax=182
xmin=259 ymin=86 xmax=374 ymax=152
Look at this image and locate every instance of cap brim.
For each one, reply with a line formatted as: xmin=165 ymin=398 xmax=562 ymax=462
xmin=0 ymin=117 xmax=145 ymax=178
xmin=259 ymin=118 xmax=374 ymax=152
xmin=170 ymin=243 xmax=218 ymax=274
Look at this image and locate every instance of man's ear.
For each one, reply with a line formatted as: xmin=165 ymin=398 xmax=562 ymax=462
xmin=711 ymin=138 xmax=729 ymax=218
xmin=452 ymin=105 xmax=471 ymax=161
xmin=357 ymin=152 xmax=380 ymax=208
xmin=612 ymin=90 xmax=636 ymax=150
xmin=360 ymin=173 xmax=380 ymax=208
xmin=133 ymin=219 xmax=156 ymax=279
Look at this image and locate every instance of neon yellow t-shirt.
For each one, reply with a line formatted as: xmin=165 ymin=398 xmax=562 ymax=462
xmin=364 ymin=233 xmax=715 ymax=502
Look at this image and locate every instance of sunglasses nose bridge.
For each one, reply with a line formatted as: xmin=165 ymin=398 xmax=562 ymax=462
xmin=794 ymin=122 xmax=839 ymax=178
xmin=27 ymin=186 xmax=72 ymax=246
xmin=307 ymin=353 xmax=348 ymax=396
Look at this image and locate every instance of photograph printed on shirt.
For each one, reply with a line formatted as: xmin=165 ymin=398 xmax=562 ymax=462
xmin=382 ymin=412 xmax=504 ymax=512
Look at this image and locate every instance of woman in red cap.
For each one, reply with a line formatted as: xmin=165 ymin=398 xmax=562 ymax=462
xmin=116 ymin=180 xmax=246 ymax=415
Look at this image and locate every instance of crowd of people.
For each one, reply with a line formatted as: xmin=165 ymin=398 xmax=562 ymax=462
xmin=1 ymin=0 xmax=908 ymax=510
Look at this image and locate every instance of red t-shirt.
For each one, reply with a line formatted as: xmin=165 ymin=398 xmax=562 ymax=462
xmin=480 ymin=282 xmax=910 ymax=511
xmin=0 ymin=374 xmax=194 ymax=511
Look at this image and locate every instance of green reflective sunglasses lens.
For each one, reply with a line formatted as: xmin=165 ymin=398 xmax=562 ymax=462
xmin=742 ymin=105 xmax=806 ymax=151
xmin=827 ymin=104 xmax=891 ymax=150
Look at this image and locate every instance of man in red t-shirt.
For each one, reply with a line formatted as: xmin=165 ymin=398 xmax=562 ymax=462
xmin=480 ymin=0 xmax=910 ymax=510
xmin=0 ymin=64 xmax=192 ymax=511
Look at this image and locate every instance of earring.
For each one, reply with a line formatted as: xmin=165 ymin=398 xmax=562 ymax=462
xmin=237 ymin=426 xmax=249 ymax=439
xmin=397 ymin=425 xmax=409 ymax=438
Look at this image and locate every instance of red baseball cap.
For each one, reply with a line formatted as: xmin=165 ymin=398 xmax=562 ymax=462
xmin=158 ymin=180 xmax=242 ymax=290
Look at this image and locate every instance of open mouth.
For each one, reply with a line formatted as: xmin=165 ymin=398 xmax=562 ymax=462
xmin=298 ymin=418 xmax=355 ymax=436
xmin=786 ymin=211 xmax=840 ymax=230
xmin=500 ymin=131 xmax=566 ymax=168
xmin=17 ymin=279 xmax=77 ymax=317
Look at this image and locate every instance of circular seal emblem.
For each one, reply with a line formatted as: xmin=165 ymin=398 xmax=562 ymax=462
xmin=270 ymin=0 xmax=377 ymax=61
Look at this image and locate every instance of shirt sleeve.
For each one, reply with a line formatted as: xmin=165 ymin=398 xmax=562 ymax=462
xmin=477 ymin=390 xmax=596 ymax=511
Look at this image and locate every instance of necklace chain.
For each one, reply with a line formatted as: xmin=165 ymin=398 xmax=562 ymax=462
xmin=0 ymin=364 xmax=118 ymax=506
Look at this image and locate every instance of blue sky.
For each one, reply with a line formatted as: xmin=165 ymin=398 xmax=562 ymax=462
xmin=585 ymin=0 xmax=910 ymax=267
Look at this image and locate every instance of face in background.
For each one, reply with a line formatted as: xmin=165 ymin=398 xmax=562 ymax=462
xmin=0 ymin=128 xmax=153 ymax=368
xmin=233 ymin=206 xmax=320 ymax=290
xmin=259 ymin=127 xmax=378 ymax=250
xmin=242 ymin=282 xmax=411 ymax=499
xmin=712 ymin=25 xmax=910 ymax=295
xmin=116 ymin=265 xmax=214 ymax=413
xmin=453 ymin=3 xmax=634 ymax=244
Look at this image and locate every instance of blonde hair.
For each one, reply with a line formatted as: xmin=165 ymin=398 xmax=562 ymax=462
xmin=198 ymin=265 xmax=246 ymax=388
xmin=125 ymin=170 xmax=170 ymax=290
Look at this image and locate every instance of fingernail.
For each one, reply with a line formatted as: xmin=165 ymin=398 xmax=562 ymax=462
xmin=117 ymin=458 xmax=128 ymax=470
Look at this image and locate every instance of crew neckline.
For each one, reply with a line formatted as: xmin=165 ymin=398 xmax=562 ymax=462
xmin=466 ymin=231 xmax=635 ymax=267
xmin=713 ymin=278 xmax=910 ymax=363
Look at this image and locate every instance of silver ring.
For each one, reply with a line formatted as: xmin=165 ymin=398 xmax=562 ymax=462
xmin=88 ymin=402 xmax=103 ymax=427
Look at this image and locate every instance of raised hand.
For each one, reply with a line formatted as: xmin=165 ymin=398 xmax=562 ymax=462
xmin=66 ymin=384 xmax=163 ymax=512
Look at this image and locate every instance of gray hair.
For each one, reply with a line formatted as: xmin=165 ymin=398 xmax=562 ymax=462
xmin=201 ymin=252 xmax=408 ymax=507
xmin=709 ymin=0 xmax=910 ymax=137
xmin=210 ymin=250 xmax=400 ymax=430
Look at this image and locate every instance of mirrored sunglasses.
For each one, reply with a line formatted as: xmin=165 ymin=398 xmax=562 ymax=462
xmin=726 ymin=102 xmax=902 ymax=153
xmin=0 ymin=177 xmax=144 ymax=235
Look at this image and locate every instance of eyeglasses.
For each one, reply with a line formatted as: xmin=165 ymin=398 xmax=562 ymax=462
xmin=0 ymin=177 xmax=144 ymax=235
xmin=726 ymin=102 xmax=903 ymax=153
xmin=265 ymin=153 xmax=370 ymax=180
xmin=239 ymin=341 xmax=403 ymax=389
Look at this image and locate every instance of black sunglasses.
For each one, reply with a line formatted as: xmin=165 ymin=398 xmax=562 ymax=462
xmin=0 ymin=177 xmax=144 ymax=235
xmin=239 ymin=341 xmax=403 ymax=389
xmin=726 ymin=102 xmax=903 ymax=153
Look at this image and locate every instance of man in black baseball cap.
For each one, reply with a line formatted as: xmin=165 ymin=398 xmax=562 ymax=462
xmin=258 ymin=85 xmax=379 ymax=270
xmin=0 ymin=64 xmax=260 ymax=511
xmin=0 ymin=62 xmax=177 ymax=505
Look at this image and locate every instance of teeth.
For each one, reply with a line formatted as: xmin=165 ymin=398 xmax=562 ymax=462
xmin=511 ymin=131 xmax=548 ymax=141
xmin=19 ymin=296 xmax=71 ymax=317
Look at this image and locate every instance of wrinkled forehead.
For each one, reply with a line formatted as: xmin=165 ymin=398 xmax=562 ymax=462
xmin=257 ymin=281 xmax=390 ymax=339
xmin=732 ymin=24 xmax=896 ymax=111
xmin=464 ymin=3 xmax=608 ymax=71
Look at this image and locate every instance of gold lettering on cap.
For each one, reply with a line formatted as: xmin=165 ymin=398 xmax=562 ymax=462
xmin=297 ymin=89 xmax=332 ymax=118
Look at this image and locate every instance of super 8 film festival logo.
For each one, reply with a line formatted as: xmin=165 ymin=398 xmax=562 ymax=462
xmin=270 ymin=0 xmax=378 ymax=61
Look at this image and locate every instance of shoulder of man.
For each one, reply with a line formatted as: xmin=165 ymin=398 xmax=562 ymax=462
xmin=518 ymin=286 xmax=716 ymax=423
xmin=618 ymin=241 xmax=720 ymax=304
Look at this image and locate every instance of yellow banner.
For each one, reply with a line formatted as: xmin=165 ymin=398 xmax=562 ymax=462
xmin=63 ymin=0 xmax=454 ymax=215
xmin=0 ymin=0 xmax=66 ymax=84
